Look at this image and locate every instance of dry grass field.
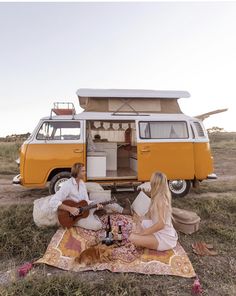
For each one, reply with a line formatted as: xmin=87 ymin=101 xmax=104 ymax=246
xmin=0 ymin=133 xmax=236 ymax=296
xmin=0 ymin=142 xmax=20 ymax=175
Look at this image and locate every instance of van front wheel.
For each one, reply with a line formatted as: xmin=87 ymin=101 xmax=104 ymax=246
xmin=49 ymin=171 xmax=71 ymax=195
xmin=168 ymin=180 xmax=191 ymax=198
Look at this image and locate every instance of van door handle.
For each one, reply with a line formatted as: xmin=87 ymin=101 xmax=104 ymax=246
xmin=141 ymin=148 xmax=150 ymax=152
xmin=73 ymin=149 xmax=83 ymax=153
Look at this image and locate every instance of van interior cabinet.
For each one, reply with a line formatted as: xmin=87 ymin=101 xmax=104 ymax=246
xmin=129 ymin=150 xmax=137 ymax=172
xmin=87 ymin=152 xmax=106 ymax=177
xmin=94 ymin=142 xmax=117 ymax=171
xmin=130 ymin=157 xmax=137 ymax=172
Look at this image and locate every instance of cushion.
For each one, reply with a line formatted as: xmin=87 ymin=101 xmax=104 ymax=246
xmin=85 ymin=182 xmax=104 ymax=193
xmin=131 ymin=191 xmax=151 ymax=217
xmin=33 ymin=195 xmax=60 ymax=227
xmin=89 ymin=190 xmax=111 ymax=202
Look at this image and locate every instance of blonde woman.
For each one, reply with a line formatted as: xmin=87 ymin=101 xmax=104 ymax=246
xmin=129 ymin=172 xmax=178 ymax=251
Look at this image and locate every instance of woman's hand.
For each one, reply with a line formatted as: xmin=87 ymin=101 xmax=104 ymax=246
xmin=68 ymin=206 xmax=80 ymax=216
xmin=96 ymin=203 xmax=104 ymax=210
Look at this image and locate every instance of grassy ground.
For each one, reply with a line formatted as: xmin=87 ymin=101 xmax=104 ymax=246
xmin=0 ymin=134 xmax=236 ymax=295
xmin=0 ymin=196 xmax=235 ymax=296
xmin=0 ymin=142 xmax=20 ymax=175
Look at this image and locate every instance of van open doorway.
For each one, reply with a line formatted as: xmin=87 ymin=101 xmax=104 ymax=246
xmin=86 ymin=120 xmax=137 ymax=181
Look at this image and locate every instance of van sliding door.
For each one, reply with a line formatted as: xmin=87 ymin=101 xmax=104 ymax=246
xmin=137 ymin=120 xmax=194 ymax=181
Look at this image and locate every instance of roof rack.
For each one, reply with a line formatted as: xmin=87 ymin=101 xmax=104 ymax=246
xmin=50 ymin=102 xmax=76 ymax=119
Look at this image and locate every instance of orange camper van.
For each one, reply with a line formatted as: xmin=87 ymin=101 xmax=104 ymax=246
xmin=13 ymin=89 xmax=217 ymax=197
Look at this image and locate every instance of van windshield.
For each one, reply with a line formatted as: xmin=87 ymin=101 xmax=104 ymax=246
xmin=36 ymin=121 xmax=81 ymax=140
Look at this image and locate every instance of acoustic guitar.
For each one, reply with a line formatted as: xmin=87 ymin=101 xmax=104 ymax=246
xmin=58 ymin=197 xmax=117 ymax=228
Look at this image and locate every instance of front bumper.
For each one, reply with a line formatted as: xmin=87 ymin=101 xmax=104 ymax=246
xmin=207 ymin=173 xmax=217 ymax=180
xmin=13 ymin=174 xmax=21 ymax=185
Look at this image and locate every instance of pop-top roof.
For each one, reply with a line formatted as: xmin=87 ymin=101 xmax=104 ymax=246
xmin=76 ymin=88 xmax=190 ymax=99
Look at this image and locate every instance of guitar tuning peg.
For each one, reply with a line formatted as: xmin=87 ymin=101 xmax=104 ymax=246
xmin=111 ymin=195 xmax=117 ymax=202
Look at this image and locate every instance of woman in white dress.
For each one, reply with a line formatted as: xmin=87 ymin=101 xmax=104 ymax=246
xmin=129 ymin=171 xmax=178 ymax=251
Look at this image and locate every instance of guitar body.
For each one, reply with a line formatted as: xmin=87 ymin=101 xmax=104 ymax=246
xmin=58 ymin=200 xmax=90 ymax=228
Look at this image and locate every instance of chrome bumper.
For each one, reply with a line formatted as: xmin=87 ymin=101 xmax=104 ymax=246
xmin=13 ymin=174 xmax=21 ymax=184
xmin=207 ymin=173 xmax=217 ymax=180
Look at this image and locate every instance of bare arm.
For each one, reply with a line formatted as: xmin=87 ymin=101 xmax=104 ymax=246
xmin=139 ymin=203 xmax=165 ymax=235
xmin=58 ymin=203 xmax=79 ymax=216
xmin=139 ymin=220 xmax=164 ymax=235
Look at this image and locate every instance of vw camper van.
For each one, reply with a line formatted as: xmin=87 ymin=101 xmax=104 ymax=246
xmin=13 ymin=89 xmax=217 ymax=197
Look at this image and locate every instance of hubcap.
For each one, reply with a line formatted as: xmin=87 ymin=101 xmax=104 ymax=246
xmin=54 ymin=178 xmax=69 ymax=192
xmin=168 ymin=180 xmax=187 ymax=195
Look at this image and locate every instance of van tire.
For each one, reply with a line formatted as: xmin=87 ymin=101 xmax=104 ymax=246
xmin=168 ymin=180 xmax=191 ymax=198
xmin=49 ymin=171 xmax=71 ymax=195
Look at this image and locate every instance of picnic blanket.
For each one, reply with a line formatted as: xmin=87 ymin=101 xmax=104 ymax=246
xmin=34 ymin=214 xmax=195 ymax=278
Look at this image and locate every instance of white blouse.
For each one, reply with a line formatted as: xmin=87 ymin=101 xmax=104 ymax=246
xmin=49 ymin=178 xmax=92 ymax=212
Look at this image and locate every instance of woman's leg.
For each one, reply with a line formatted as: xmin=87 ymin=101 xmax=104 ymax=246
xmin=129 ymin=233 xmax=159 ymax=250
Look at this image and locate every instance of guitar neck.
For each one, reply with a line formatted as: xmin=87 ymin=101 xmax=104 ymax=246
xmin=85 ymin=199 xmax=114 ymax=211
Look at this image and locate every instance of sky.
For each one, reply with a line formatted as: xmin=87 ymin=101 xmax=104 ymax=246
xmin=0 ymin=2 xmax=235 ymax=137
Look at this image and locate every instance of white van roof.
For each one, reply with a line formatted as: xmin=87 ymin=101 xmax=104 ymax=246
xmin=42 ymin=112 xmax=193 ymax=121
xmin=76 ymin=88 xmax=190 ymax=99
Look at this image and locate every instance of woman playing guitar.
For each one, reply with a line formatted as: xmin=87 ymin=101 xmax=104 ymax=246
xmin=49 ymin=163 xmax=132 ymax=230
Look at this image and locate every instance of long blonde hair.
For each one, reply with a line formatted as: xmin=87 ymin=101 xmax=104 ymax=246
xmin=148 ymin=171 xmax=172 ymax=224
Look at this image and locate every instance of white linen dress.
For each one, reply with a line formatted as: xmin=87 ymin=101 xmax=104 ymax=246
xmin=141 ymin=209 xmax=178 ymax=251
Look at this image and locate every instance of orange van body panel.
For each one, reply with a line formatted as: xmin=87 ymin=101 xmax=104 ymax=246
xmin=21 ymin=143 xmax=86 ymax=186
xmin=137 ymin=142 xmax=195 ymax=181
xmin=193 ymin=142 xmax=213 ymax=179
xmin=19 ymin=143 xmax=28 ymax=185
xmin=137 ymin=141 xmax=213 ymax=181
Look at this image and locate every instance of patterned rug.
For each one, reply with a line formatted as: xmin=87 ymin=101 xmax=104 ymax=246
xmin=34 ymin=214 xmax=195 ymax=278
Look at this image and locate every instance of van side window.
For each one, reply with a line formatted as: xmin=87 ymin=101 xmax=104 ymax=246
xmin=36 ymin=121 xmax=81 ymax=140
xmin=139 ymin=121 xmax=188 ymax=139
xmin=139 ymin=122 xmax=151 ymax=138
xmin=193 ymin=122 xmax=205 ymax=137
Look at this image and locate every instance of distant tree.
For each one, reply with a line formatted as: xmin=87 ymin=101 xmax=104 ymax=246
xmin=207 ymin=126 xmax=225 ymax=134
xmin=4 ymin=132 xmax=31 ymax=142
